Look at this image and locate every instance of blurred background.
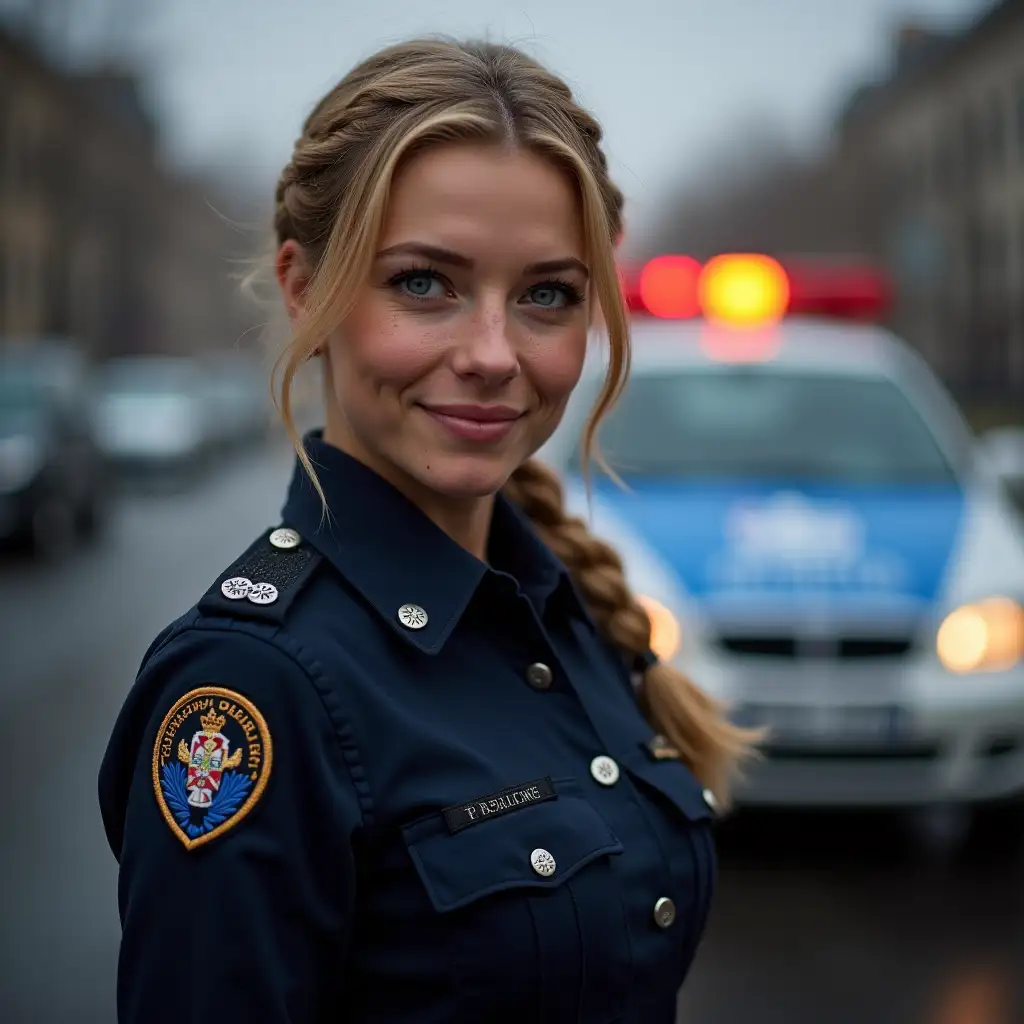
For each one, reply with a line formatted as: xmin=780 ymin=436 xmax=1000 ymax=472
xmin=1 ymin=0 xmax=1023 ymax=1021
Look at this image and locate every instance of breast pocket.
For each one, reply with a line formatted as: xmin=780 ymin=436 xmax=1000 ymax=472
xmin=402 ymin=777 xmax=631 ymax=1024
xmin=619 ymin=745 xmax=718 ymax=966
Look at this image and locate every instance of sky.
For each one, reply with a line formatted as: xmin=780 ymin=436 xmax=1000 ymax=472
xmin=48 ymin=0 xmax=993 ymax=239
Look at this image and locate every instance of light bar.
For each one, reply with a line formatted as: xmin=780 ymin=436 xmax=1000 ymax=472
xmin=620 ymin=253 xmax=891 ymax=327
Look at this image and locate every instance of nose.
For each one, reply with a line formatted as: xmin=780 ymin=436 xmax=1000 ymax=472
xmin=450 ymin=302 xmax=520 ymax=386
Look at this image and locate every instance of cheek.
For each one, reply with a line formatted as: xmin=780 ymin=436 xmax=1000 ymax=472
xmin=334 ymin=300 xmax=448 ymax=393
xmin=524 ymin=327 xmax=588 ymax=404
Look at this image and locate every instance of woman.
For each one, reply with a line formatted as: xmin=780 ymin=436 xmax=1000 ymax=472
xmin=99 ymin=37 xmax=756 ymax=1023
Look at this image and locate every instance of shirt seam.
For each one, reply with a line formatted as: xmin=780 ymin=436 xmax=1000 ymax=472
xmin=187 ymin=617 xmax=375 ymax=827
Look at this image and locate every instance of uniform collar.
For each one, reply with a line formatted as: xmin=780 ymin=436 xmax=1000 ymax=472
xmin=281 ymin=432 xmax=593 ymax=654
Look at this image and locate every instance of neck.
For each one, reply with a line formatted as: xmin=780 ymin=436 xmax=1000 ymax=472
xmin=322 ymin=423 xmax=496 ymax=562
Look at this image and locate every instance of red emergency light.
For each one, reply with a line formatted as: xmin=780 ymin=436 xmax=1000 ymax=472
xmin=621 ymin=254 xmax=891 ymax=327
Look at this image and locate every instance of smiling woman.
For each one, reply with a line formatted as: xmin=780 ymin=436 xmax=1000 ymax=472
xmin=99 ymin=37 xmax=757 ymax=1024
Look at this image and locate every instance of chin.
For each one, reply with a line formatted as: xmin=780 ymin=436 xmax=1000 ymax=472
xmin=414 ymin=452 xmax=518 ymax=500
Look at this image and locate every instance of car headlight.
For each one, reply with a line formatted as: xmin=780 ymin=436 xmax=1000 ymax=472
xmin=0 ymin=434 xmax=44 ymax=493
xmin=637 ymin=595 xmax=682 ymax=662
xmin=936 ymin=597 xmax=1024 ymax=673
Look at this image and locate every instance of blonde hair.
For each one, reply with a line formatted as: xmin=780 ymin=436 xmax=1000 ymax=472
xmin=266 ymin=37 xmax=759 ymax=804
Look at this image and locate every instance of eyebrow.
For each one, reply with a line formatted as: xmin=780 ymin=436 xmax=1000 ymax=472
xmin=375 ymin=242 xmax=589 ymax=279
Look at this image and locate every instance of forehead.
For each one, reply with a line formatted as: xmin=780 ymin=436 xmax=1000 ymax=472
xmin=381 ymin=143 xmax=584 ymax=256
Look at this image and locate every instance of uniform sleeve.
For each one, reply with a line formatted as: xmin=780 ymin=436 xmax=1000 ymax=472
xmin=98 ymin=627 xmax=362 ymax=1024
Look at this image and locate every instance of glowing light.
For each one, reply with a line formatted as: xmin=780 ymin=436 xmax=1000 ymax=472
xmin=699 ymin=254 xmax=790 ymax=328
xmin=637 ymin=595 xmax=682 ymax=662
xmin=638 ymin=255 xmax=702 ymax=319
xmin=937 ymin=598 xmax=1024 ymax=673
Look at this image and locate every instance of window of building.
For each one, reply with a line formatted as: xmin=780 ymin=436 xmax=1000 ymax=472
xmin=1016 ymin=75 xmax=1024 ymax=159
xmin=961 ymin=105 xmax=983 ymax=182
xmin=933 ymin=123 xmax=958 ymax=191
xmin=985 ymin=91 xmax=1007 ymax=170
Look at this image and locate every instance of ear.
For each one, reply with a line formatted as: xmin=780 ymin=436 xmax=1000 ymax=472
xmin=275 ymin=240 xmax=312 ymax=326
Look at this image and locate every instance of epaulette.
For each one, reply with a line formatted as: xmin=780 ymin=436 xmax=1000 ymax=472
xmin=197 ymin=525 xmax=323 ymax=625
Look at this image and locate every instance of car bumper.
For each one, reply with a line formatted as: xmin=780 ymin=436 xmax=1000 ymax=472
xmin=682 ymin=651 xmax=1024 ymax=809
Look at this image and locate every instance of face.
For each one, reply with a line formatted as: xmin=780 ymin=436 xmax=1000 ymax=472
xmin=281 ymin=142 xmax=590 ymax=505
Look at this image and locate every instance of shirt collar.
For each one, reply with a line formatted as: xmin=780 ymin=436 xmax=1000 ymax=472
xmin=281 ymin=432 xmax=593 ymax=654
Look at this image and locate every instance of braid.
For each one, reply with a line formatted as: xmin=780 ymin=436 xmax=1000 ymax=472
xmin=504 ymin=460 xmax=760 ymax=805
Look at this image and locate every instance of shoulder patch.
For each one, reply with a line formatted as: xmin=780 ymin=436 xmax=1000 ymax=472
xmin=198 ymin=525 xmax=322 ymax=624
xmin=152 ymin=687 xmax=273 ymax=850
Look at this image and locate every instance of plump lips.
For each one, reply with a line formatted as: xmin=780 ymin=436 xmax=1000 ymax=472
xmin=418 ymin=403 xmax=525 ymax=443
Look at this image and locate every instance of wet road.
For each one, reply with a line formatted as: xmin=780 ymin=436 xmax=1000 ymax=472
xmin=1 ymin=442 xmax=1021 ymax=1023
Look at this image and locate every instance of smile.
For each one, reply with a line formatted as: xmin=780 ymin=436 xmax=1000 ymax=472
xmin=418 ymin=404 xmax=525 ymax=443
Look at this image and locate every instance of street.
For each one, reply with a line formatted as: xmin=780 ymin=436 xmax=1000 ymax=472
xmin=1 ymin=441 xmax=1021 ymax=1023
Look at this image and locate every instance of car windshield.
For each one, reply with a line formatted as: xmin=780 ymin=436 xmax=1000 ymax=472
xmin=570 ymin=368 xmax=958 ymax=484
xmin=99 ymin=359 xmax=199 ymax=396
xmin=0 ymin=370 xmax=48 ymax=414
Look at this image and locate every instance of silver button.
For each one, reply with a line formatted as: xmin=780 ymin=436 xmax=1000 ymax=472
xmin=397 ymin=604 xmax=428 ymax=630
xmin=269 ymin=527 xmax=301 ymax=550
xmin=221 ymin=577 xmax=252 ymax=600
xmin=247 ymin=582 xmax=279 ymax=605
xmin=530 ymin=848 xmax=556 ymax=877
xmin=703 ymin=788 xmax=718 ymax=812
xmin=590 ymin=755 xmax=620 ymax=787
xmin=526 ymin=662 xmax=553 ymax=690
xmin=653 ymin=896 xmax=676 ymax=929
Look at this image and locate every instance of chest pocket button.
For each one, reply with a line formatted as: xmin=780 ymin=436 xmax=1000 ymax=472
xmin=530 ymin=848 xmax=556 ymax=876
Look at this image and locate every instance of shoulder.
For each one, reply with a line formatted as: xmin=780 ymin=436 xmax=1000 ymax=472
xmin=98 ymin=526 xmax=370 ymax=857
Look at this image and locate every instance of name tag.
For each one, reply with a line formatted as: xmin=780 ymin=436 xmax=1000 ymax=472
xmin=443 ymin=777 xmax=556 ymax=834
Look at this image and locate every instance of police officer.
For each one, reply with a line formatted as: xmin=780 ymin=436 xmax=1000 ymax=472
xmin=99 ymin=38 xmax=755 ymax=1023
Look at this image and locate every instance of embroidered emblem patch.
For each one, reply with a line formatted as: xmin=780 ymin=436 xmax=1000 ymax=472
xmin=152 ymin=687 xmax=272 ymax=850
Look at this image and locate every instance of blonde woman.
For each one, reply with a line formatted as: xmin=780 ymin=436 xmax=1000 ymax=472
xmin=99 ymin=38 xmax=755 ymax=1023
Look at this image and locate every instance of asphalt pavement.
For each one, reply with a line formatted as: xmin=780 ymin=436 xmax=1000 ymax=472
xmin=1 ymin=441 xmax=1021 ymax=1023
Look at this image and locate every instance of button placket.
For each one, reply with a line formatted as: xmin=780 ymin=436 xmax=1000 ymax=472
xmin=653 ymin=896 xmax=676 ymax=929
xmin=525 ymin=662 xmax=553 ymax=690
xmin=589 ymin=755 xmax=620 ymax=787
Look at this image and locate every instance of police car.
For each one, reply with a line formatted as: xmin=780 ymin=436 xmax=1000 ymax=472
xmin=541 ymin=254 xmax=1024 ymax=827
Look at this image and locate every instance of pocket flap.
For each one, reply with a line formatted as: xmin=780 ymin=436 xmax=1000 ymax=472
xmin=621 ymin=743 xmax=715 ymax=823
xmin=403 ymin=778 xmax=623 ymax=913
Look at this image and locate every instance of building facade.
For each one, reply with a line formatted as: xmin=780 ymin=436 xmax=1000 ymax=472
xmin=0 ymin=27 xmax=257 ymax=362
xmin=836 ymin=0 xmax=1024 ymax=407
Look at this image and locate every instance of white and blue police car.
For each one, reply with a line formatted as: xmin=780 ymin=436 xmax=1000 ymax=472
xmin=540 ymin=254 xmax=1024 ymax=839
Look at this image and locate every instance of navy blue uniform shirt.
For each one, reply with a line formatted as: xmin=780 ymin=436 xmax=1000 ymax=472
xmin=99 ymin=433 xmax=717 ymax=1023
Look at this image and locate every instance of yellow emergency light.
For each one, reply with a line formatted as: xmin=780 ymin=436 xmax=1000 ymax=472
xmin=698 ymin=254 xmax=790 ymax=329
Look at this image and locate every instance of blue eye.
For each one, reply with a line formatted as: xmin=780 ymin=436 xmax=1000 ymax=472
xmin=400 ymin=272 xmax=442 ymax=298
xmin=529 ymin=286 xmax=564 ymax=308
xmin=524 ymin=281 xmax=583 ymax=310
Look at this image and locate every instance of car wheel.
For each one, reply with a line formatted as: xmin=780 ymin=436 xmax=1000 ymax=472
xmin=31 ymin=499 xmax=78 ymax=560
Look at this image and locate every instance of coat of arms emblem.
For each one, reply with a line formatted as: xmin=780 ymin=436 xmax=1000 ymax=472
xmin=153 ymin=687 xmax=272 ymax=850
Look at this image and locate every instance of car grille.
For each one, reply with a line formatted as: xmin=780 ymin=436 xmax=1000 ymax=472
xmin=717 ymin=635 xmax=915 ymax=660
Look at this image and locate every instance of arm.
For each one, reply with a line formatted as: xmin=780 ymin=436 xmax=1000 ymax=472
xmin=99 ymin=627 xmax=362 ymax=1023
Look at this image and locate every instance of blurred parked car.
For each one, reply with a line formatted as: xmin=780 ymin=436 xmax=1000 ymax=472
xmin=199 ymin=353 xmax=272 ymax=452
xmin=540 ymin=254 xmax=1024 ymax=853
xmin=92 ymin=356 xmax=213 ymax=482
xmin=0 ymin=344 xmax=108 ymax=557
